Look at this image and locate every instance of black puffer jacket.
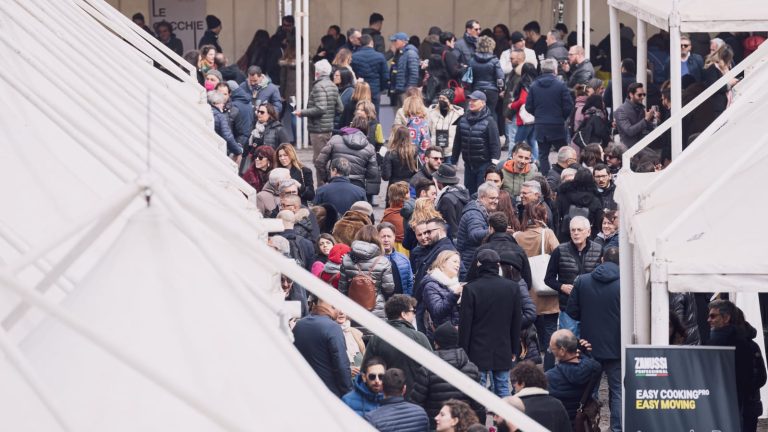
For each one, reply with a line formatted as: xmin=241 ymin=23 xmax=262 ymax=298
xmin=451 ymin=107 xmax=500 ymax=169
xmin=669 ymin=292 xmax=701 ymax=345
xmin=316 ymin=127 xmax=380 ymax=194
xmin=411 ymin=348 xmax=484 ymax=429
xmin=254 ymin=120 xmax=291 ymax=149
xmin=469 ymin=52 xmax=503 ymax=92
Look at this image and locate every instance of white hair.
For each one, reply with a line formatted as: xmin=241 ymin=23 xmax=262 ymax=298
xmin=268 ymin=168 xmax=291 ymax=186
xmin=269 ymin=235 xmax=290 ymax=255
xmin=314 ymin=59 xmax=332 ymax=76
xmin=561 ymin=168 xmax=577 ymax=181
xmin=477 ymin=182 xmax=500 ymax=198
xmin=521 ymin=180 xmax=541 ymax=196
xmin=276 ymin=210 xmax=295 ymax=228
xmin=557 ymin=146 xmax=577 ymax=164
xmin=541 ymin=58 xmax=558 ymax=74
xmin=569 ymin=215 xmax=591 ymax=230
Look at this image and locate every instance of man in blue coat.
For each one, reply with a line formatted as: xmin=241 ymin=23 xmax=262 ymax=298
xmin=352 ymin=34 xmax=390 ymax=116
xmin=389 ymin=32 xmax=420 ymax=106
xmin=292 ymin=296 xmax=352 ymax=398
xmin=342 ymin=357 xmax=386 ymax=416
xmin=566 ymin=246 xmax=621 ymax=432
xmin=456 ymin=182 xmax=498 ymax=273
xmin=239 ymin=66 xmax=283 ymax=115
xmin=525 ymin=58 xmax=574 ymax=175
xmin=313 ymin=158 xmax=366 ymax=216
xmin=364 ymin=368 xmax=429 ymax=432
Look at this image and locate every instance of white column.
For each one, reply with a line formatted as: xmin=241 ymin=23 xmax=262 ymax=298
xmin=636 ymin=18 xmax=647 ymax=96
xmin=577 ymin=0 xmax=583 ymax=48
xmin=302 ymin=0 xmax=309 ymax=151
xmin=293 ymin=0 xmax=303 ymax=149
xmin=650 ymin=257 xmax=670 ymax=345
xmin=608 ymin=6 xmax=623 ymax=112
xmin=619 ymin=208 xmax=634 ymax=349
xmin=669 ymin=2 xmax=683 ymax=158
xmin=585 ymin=0 xmax=591 ymax=58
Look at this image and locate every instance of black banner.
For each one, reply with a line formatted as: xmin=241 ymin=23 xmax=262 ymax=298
xmin=625 ymin=345 xmax=739 ymax=431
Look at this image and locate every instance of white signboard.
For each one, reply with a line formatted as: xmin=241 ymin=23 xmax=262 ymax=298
xmin=150 ymin=0 xmax=206 ymax=53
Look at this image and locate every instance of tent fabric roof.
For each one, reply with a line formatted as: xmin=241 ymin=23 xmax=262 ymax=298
xmin=607 ymin=0 xmax=768 ymax=32
xmin=616 ymin=44 xmax=768 ymax=293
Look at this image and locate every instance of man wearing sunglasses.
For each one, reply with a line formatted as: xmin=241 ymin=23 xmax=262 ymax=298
xmin=674 ymin=34 xmax=704 ymax=83
xmin=342 ymin=357 xmax=386 ymax=416
xmin=455 ymin=19 xmax=480 ymax=65
xmin=613 ymin=82 xmax=659 ymax=147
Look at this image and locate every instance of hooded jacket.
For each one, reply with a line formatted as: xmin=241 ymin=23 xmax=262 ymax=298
xmin=228 ymin=86 xmax=254 ymax=146
xmin=338 ymin=240 xmax=395 ymax=319
xmin=316 ymin=127 xmax=380 ymax=193
xmin=525 ymin=74 xmax=574 ymax=129
xmin=436 ymin=185 xmax=471 ymax=240
xmin=456 ymin=200 xmax=490 ymax=272
xmin=420 ymin=270 xmax=461 ymax=340
xmin=546 ymin=355 xmax=602 ymax=419
xmin=566 ymin=262 xmax=621 ymax=360
xmin=211 ymin=106 xmax=242 ymax=155
xmin=302 ymin=75 xmax=342 ymax=133
xmin=342 ymin=374 xmax=384 ymax=416
xmin=474 ymin=232 xmax=533 ymax=290
xmin=469 ymin=52 xmax=504 ymax=92
xmin=411 ymin=347 xmax=483 ymax=429
xmin=451 ymin=106 xmax=501 ymax=169
xmin=394 ymin=44 xmax=420 ymax=93
xmin=501 ymin=159 xmax=539 ymax=197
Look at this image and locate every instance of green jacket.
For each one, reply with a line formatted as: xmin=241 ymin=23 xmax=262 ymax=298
xmin=303 ymin=75 xmax=342 ymax=133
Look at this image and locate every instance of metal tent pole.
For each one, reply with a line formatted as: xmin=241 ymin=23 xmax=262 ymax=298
xmin=609 ymin=6 xmax=623 ymax=112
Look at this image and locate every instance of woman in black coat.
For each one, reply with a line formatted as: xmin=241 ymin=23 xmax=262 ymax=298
xmin=250 ymin=103 xmax=291 ymax=150
xmin=381 ymin=125 xmax=418 ymax=185
xmin=275 ymin=143 xmax=314 ymax=204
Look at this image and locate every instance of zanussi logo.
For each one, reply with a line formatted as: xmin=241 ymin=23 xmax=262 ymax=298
xmin=634 ymin=357 xmax=669 ymax=377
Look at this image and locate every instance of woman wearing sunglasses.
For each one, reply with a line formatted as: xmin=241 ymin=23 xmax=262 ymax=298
xmin=241 ymin=145 xmax=275 ymax=192
xmin=249 ymin=103 xmax=291 ymax=150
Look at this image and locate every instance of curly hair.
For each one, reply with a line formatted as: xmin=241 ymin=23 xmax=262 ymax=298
xmin=409 ymin=197 xmax=442 ymax=228
xmin=443 ymin=399 xmax=480 ymax=432
xmin=476 ymin=35 xmax=496 ymax=53
xmin=511 ymin=360 xmax=548 ymax=389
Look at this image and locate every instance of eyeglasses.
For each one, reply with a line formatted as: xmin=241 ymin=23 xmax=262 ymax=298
xmin=681 ymin=44 xmax=690 ymax=48
xmin=417 ymin=229 xmax=434 ymax=237
xmin=257 ymin=110 xmax=268 ymax=115
xmin=280 ymin=190 xmax=299 ymax=196
xmin=367 ymin=373 xmax=385 ymax=381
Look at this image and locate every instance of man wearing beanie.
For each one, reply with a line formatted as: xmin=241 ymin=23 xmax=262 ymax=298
xmin=427 ymin=89 xmax=464 ymax=155
xmin=459 ymin=249 xmax=521 ymax=397
xmin=199 ymin=14 xmax=222 ymax=53
xmin=411 ymin=322 xmax=485 ymax=429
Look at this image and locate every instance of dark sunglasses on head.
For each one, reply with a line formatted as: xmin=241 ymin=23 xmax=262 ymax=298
xmin=367 ymin=373 xmax=385 ymax=381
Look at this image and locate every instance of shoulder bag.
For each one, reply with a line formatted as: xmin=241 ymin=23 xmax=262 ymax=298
xmin=529 ymin=228 xmax=558 ymax=296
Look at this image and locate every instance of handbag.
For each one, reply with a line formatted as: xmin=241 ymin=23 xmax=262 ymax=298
xmin=519 ymin=104 xmax=535 ymax=125
xmin=529 ymin=229 xmax=558 ymax=296
xmin=573 ymin=372 xmax=602 ymax=432
xmin=448 ymin=80 xmax=465 ymax=104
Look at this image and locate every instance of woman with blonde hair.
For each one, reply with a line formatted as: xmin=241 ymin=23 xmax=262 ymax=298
xmin=397 ymin=92 xmax=433 ymax=164
xmin=419 ymin=250 xmax=463 ymax=340
xmin=410 ymin=197 xmax=442 ymax=228
xmin=382 ymin=125 xmax=418 ymax=185
xmin=340 ymin=81 xmax=372 ymax=127
xmin=332 ymin=48 xmax=356 ymax=80
xmin=703 ymin=44 xmax=736 ymax=117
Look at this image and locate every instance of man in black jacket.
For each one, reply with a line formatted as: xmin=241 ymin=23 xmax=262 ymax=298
xmin=363 ymin=295 xmax=433 ymax=397
xmin=566 ymin=247 xmax=621 ymax=432
xmin=411 ymin=323 xmax=483 ymax=429
xmin=362 ymin=13 xmax=386 ymax=55
xmin=198 ymin=15 xmax=222 ymax=52
xmin=434 ymin=164 xmax=470 ymax=240
xmin=410 ymin=146 xmax=444 ymax=188
xmin=459 ymin=249 xmax=521 ymax=397
xmin=451 ymin=91 xmax=501 ymax=195
xmin=544 ymin=215 xmax=601 ymax=338
xmin=474 ymin=212 xmax=532 ymax=289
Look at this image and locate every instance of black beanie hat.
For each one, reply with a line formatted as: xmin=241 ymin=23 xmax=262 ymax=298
xmin=206 ymin=15 xmax=222 ymax=29
xmin=433 ymin=322 xmax=459 ymax=349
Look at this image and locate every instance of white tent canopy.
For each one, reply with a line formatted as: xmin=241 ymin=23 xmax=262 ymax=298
xmin=607 ymin=0 xmax=768 ymax=33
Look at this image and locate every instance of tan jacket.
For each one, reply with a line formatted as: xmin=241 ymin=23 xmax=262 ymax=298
xmin=514 ymin=226 xmax=560 ymax=315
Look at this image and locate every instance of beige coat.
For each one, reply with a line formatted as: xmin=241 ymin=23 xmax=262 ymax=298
xmin=514 ymin=226 xmax=561 ymax=315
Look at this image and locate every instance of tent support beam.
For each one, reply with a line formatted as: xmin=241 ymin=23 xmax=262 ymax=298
xmin=609 ymin=6 xmax=623 ymax=111
xmin=669 ymin=2 xmax=683 ymax=158
xmin=650 ymin=251 xmax=670 ymax=345
xmin=636 ymin=18 xmax=647 ymax=92
xmin=585 ymin=0 xmax=591 ymax=58
xmin=294 ymin=0 xmax=303 ymax=149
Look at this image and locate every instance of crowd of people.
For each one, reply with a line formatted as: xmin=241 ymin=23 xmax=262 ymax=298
xmin=132 ymin=11 xmax=768 ymax=432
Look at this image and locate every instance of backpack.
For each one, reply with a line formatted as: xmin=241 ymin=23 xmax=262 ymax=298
xmin=573 ymin=111 xmax=611 ymax=149
xmin=561 ymin=204 xmax=591 ymax=239
xmin=348 ymin=256 xmax=383 ymax=311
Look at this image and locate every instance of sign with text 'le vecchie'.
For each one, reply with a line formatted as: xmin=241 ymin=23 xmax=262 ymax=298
xmin=625 ymin=346 xmax=739 ymax=431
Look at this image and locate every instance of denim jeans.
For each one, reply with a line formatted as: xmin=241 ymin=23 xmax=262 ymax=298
xmin=505 ymin=121 xmax=518 ymax=158
xmin=536 ymin=313 xmax=559 ymax=371
xmin=464 ymin=162 xmax=490 ymax=196
xmin=514 ymin=124 xmax=539 ymax=163
xmin=558 ymin=310 xmax=580 ymax=338
xmin=598 ymin=359 xmax=622 ymax=432
xmin=480 ymin=370 xmax=511 ymax=397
